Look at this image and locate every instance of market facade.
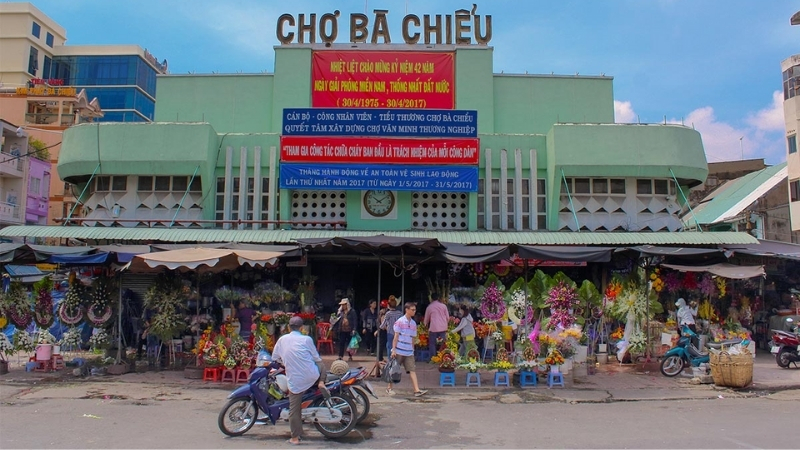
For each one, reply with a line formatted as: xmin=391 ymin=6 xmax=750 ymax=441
xmin=5 ymin=7 xmax=796 ymax=389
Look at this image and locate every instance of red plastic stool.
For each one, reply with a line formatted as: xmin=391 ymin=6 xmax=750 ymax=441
xmin=235 ymin=368 xmax=250 ymax=383
xmin=203 ymin=367 xmax=221 ymax=382
xmin=51 ymin=354 xmax=65 ymax=370
xmin=220 ymin=368 xmax=236 ymax=383
xmin=34 ymin=360 xmax=53 ymax=372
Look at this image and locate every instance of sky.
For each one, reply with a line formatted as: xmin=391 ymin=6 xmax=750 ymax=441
xmin=16 ymin=0 xmax=800 ymax=165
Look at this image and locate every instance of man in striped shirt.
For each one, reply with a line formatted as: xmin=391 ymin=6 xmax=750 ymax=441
xmin=387 ymin=302 xmax=428 ymax=397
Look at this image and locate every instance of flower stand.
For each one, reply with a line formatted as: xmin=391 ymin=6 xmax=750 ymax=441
xmin=439 ymin=372 xmax=456 ymax=387
xmin=519 ymin=370 xmax=537 ymax=387
xmin=465 ymin=372 xmax=481 ymax=387
xmin=235 ymin=368 xmax=251 ymax=383
xmin=221 ymin=368 xmax=236 ymax=383
xmin=203 ymin=366 xmax=222 ymax=382
xmin=493 ymin=371 xmax=510 ymax=387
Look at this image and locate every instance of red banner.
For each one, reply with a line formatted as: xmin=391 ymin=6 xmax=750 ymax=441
xmin=280 ymin=136 xmax=479 ymax=165
xmin=312 ymin=51 xmax=455 ymax=109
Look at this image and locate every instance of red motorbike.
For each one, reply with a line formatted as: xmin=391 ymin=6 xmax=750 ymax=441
xmin=770 ymin=322 xmax=800 ymax=368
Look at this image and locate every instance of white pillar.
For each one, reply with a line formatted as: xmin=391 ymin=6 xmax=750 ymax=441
xmin=484 ymin=148 xmax=492 ymax=230
xmin=514 ymin=148 xmax=523 ymax=231
xmin=238 ymin=147 xmax=248 ymax=230
xmin=500 ymin=149 xmax=508 ymax=231
xmin=223 ymin=146 xmax=233 ymax=230
xmin=530 ymin=149 xmax=538 ymax=230
xmin=268 ymin=146 xmax=277 ymax=230
xmin=253 ymin=146 xmax=262 ymax=230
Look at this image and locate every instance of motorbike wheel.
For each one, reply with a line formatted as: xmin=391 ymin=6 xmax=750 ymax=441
xmin=660 ymin=355 xmax=685 ymax=377
xmin=312 ymin=394 xmax=357 ymax=439
xmin=776 ymin=347 xmax=793 ymax=368
xmin=351 ymin=386 xmax=371 ymax=424
xmin=218 ymin=396 xmax=258 ymax=437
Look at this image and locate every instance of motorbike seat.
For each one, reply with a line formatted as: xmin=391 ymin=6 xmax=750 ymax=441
xmin=325 ymin=372 xmax=341 ymax=383
xmin=706 ymin=338 xmax=742 ymax=350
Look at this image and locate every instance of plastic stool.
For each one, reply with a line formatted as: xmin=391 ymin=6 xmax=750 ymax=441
xmin=482 ymin=347 xmax=494 ymax=363
xmin=519 ymin=370 xmax=537 ymax=387
xmin=439 ymin=372 xmax=456 ymax=387
xmin=221 ymin=368 xmax=236 ymax=383
xmin=203 ymin=367 xmax=221 ymax=382
xmin=235 ymin=368 xmax=250 ymax=383
xmin=416 ymin=349 xmax=431 ymax=362
xmin=494 ymin=371 xmax=510 ymax=387
xmin=548 ymin=370 xmax=565 ymax=388
xmin=465 ymin=372 xmax=481 ymax=387
xmin=34 ymin=359 xmax=53 ymax=373
xmin=51 ymin=354 xmax=65 ymax=370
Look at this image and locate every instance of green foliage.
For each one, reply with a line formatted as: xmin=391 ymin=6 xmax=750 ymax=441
xmin=483 ymin=274 xmax=505 ymax=292
xmin=28 ymin=137 xmax=49 ymax=161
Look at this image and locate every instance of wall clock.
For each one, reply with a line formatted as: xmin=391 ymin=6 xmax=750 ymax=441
xmin=363 ymin=190 xmax=395 ymax=217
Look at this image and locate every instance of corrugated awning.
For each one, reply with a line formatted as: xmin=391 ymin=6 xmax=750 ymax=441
xmin=0 ymin=225 xmax=759 ymax=246
xmin=661 ymin=263 xmax=765 ymax=279
xmin=724 ymin=239 xmax=800 ymax=261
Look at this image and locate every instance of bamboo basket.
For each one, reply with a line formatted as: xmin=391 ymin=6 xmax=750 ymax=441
xmin=709 ymin=349 xmax=753 ymax=388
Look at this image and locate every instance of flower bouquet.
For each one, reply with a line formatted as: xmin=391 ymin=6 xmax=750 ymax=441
xmin=294 ymin=312 xmax=316 ymax=326
xmin=32 ymin=276 xmax=54 ymax=328
xmin=544 ymin=349 xmax=565 ymax=367
xmin=214 ymin=286 xmax=246 ymax=306
xmin=458 ymin=359 xmax=487 ymax=373
xmin=59 ymin=282 xmax=87 ymax=325
xmin=88 ymin=276 xmax=115 ymax=327
xmin=3 ymin=281 xmax=33 ymax=329
xmin=253 ymin=281 xmax=292 ymax=307
xmin=517 ymin=360 xmax=539 ymax=372
xmin=490 ymin=360 xmax=515 ymax=372
xmin=474 ymin=320 xmax=493 ymax=340
xmin=13 ymin=329 xmax=34 ymax=355
xmin=416 ymin=322 xmax=429 ymax=349
xmin=88 ymin=329 xmax=110 ymax=352
xmin=35 ymin=330 xmax=56 ymax=345
xmin=437 ymin=349 xmax=457 ymax=373
xmin=0 ymin=333 xmax=14 ymax=363
xmin=480 ymin=282 xmax=506 ymax=321
xmin=59 ymin=327 xmax=82 ymax=351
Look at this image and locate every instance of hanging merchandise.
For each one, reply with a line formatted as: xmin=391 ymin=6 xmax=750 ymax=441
xmin=3 ymin=281 xmax=32 ymax=328
xmin=33 ymin=276 xmax=54 ymax=328
xmin=59 ymin=281 xmax=87 ymax=325
xmin=87 ymin=276 xmax=115 ymax=327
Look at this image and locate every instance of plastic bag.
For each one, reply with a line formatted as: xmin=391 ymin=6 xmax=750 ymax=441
xmin=382 ymin=357 xmax=402 ymax=383
xmin=348 ymin=332 xmax=362 ymax=350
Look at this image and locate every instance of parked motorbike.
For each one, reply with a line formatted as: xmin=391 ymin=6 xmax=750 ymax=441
xmin=218 ymin=363 xmax=358 ymax=439
xmin=660 ymin=326 xmax=742 ymax=377
xmin=769 ymin=319 xmax=799 ymax=368
xmin=328 ymin=366 xmax=378 ymax=424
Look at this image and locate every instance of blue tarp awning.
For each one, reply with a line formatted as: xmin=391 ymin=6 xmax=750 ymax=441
xmin=48 ymin=252 xmax=110 ymax=264
xmin=4 ymin=264 xmax=44 ymax=277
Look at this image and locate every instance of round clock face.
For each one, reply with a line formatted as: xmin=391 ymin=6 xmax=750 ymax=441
xmin=363 ymin=190 xmax=395 ymax=217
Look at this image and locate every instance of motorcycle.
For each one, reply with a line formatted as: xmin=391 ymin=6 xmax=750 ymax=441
xmin=660 ymin=326 xmax=742 ymax=377
xmin=769 ymin=320 xmax=799 ymax=368
xmin=329 ymin=366 xmax=378 ymax=424
xmin=218 ymin=363 xmax=358 ymax=439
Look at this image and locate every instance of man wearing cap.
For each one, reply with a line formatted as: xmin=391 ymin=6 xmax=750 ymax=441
xmin=332 ymin=298 xmax=359 ymax=361
xmin=272 ymin=315 xmax=326 ymax=445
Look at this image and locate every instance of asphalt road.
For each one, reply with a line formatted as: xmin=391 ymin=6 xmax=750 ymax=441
xmin=1 ymin=380 xmax=798 ymax=449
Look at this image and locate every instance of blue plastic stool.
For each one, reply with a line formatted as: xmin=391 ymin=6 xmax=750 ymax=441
xmin=494 ymin=371 xmax=510 ymax=387
xmin=548 ymin=370 xmax=565 ymax=388
xmin=519 ymin=370 xmax=538 ymax=387
xmin=416 ymin=349 xmax=431 ymax=362
xmin=465 ymin=372 xmax=481 ymax=387
xmin=482 ymin=347 xmax=494 ymax=363
xmin=439 ymin=372 xmax=456 ymax=387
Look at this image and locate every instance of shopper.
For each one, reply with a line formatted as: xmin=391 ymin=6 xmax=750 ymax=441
xmin=380 ymin=296 xmax=402 ymax=358
xmin=451 ymin=304 xmax=476 ymax=357
xmin=360 ymin=299 xmax=378 ymax=355
xmin=387 ymin=302 xmax=428 ymax=397
xmin=423 ymin=293 xmax=449 ymax=359
xmin=332 ymin=298 xmax=358 ymax=361
xmin=233 ymin=300 xmax=255 ymax=340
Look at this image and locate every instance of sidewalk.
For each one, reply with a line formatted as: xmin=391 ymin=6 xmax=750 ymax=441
xmin=1 ymin=349 xmax=798 ymax=404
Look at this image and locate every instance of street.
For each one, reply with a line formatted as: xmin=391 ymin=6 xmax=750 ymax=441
xmin=1 ymin=379 xmax=798 ymax=449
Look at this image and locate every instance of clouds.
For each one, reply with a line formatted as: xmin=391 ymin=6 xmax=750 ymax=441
xmin=615 ymin=95 xmax=787 ymax=165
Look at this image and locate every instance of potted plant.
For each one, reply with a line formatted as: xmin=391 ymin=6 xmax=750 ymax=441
xmin=0 ymin=333 xmax=14 ymax=374
xmin=458 ymin=359 xmax=487 ymax=373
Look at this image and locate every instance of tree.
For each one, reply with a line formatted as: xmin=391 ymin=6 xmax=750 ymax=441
xmin=28 ymin=137 xmax=50 ymax=161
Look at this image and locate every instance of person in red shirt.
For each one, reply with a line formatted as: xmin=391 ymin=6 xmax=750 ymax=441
xmin=423 ymin=293 xmax=449 ymax=359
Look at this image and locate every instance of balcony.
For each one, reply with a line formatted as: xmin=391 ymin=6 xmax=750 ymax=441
xmin=0 ymin=152 xmax=24 ymax=177
xmin=0 ymin=201 xmax=22 ymax=224
xmin=25 ymin=113 xmax=75 ymax=127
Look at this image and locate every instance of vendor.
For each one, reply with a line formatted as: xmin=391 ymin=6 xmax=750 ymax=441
xmin=233 ymin=300 xmax=256 ymax=340
xmin=675 ymin=297 xmax=698 ymax=334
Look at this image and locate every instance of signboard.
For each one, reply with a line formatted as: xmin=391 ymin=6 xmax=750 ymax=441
xmin=279 ymin=164 xmax=478 ymax=192
xmin=280 ymin=136 xmax=479 ymax=165
xmin=282 ymin=108 xmax=477 ymax=138
xmin=16 ymin=86 xmax=77 ymax=97
xmin=312 ymin=51 xmax=455 ymax=109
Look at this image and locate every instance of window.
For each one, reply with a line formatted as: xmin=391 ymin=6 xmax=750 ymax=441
xmin=789 ymin=135 xmax=798 ymax=155
xmin=573 ymin=178 xmax=590 ymax=194
xmin=31 ymin=22 xmax=40 ymax=38
xmin=536 ymin=179 xmax=547 ymax=229
xmin=637 ymin=179 xmax=653 ymax=195
xmin=654 ymin=180 xmax=669 ymax=195
xmin=593 ymin=179 xmax=608 ymax=194
xmin=172 ymin=176 xmax=188 ymax=192
xmin=42 ymin=56 xmax=51 ymax=79
xmin=111 ymin=176 xmax=127 ymax=191
xmin=610 ymin=179 xmax=626 ymax=194
xmin=30 ymin=177 xmax=41 ymax=195
xmin=189 ymin=177 xmax=201 ymax=192
xmin=154 ymin=176 xmax=170 ymax=191
xmin=28 ymin=46 xmax=38 ymax=76
xmin=791 ymin=180 xmax=800 ymax=202
xmin=784 ymin=65 xmax=800 ymax=100
xmin=42 ymin=173 xmax=50 ymax=196
xmin=46 ymin=32 xmax=54 ymax=47
xmin=137 ymin=176 xmax=153 ymax=191
xmin=95 ymin=176 xmax=110 ymax=192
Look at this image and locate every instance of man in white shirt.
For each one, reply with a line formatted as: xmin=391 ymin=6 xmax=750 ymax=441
xmin=388 ymin=302 xmax=428 ymax=397
xmin=272 ymin=315 xmax=326 ymax=445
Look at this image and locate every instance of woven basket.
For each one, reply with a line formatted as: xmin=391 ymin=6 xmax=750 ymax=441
xmin=709 ymin=349 xmax=753 ymax=388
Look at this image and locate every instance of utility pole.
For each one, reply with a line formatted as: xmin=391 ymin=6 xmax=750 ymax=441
xmin=740 ymin=136 xmax=744 ymax=160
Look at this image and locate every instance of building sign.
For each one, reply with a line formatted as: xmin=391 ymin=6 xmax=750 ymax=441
xmin=280 ymin=136 xmax=479 ymax=165
xmin=143 ymin=48 xmax=168 ymax=73
xmin=277 ymin=7 xmax=491 ymax=45
xmin=279 ymin=163 xmax=478 ymax=192
xmin=29 ymin=78 xmax=64 ymax=86
xmin=16 ymin=86 xmax=77 ymax=97
xmin=282 ymin=108 xmax=477 ymax=137
xmin=312 ymin=51 xmax=455 ymax=109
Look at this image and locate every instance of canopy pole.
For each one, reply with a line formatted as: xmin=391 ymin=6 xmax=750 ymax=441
xmin=64 ymin=163 xmax=100 ymax=226
xmin=400 ymin=248 xmax=405 ymax=310
xmin=670 ymin=168 xmax=701 ymax=231
xmin=561 ymin=168 xmax=580 ymax=232
xmin=116 ymin=273 xmax=123 ymax=364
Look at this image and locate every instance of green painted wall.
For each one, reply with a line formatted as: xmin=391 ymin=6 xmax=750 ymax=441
xmin=154 ymin=74 xmax=274 ymax=133
xmin=493 ymin=75 xmax=614 ymax=135
xmin=455 ymin=48 xmax=495 ymax=133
